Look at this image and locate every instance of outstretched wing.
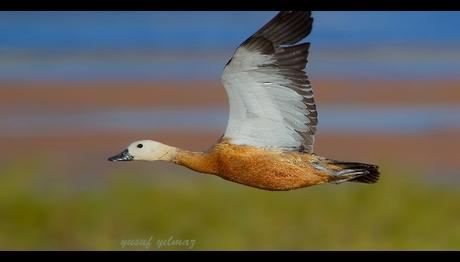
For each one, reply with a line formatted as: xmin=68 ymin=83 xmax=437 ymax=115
xmin=221 ymin=11 xmax=317 ymax=153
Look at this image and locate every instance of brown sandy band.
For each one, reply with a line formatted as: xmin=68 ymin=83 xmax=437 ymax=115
xmin=1 ymin=79 xmax=460 ymax=111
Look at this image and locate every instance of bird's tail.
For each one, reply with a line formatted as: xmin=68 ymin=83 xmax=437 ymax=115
xmin=326 ymin=160 xmax=380 ymax=184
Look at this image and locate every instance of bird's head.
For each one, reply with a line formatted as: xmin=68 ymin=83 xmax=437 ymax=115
xmin=108 ymin=140 xmax=176 ymax=162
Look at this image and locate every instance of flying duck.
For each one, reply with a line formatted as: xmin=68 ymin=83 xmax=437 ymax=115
xmin=108 ymin=11 xmax=380 ymax=191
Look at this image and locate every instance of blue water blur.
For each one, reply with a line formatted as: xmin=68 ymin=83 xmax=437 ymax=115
xmin=1 ymin=12 xmax=460 ymax=51
xmin=0 ymin=11 xmax=460 ymax=81
xmin=1 ymin=106 xmax=460 ymax=136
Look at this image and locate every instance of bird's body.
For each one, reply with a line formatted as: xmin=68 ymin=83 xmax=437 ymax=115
xmin=109 ymin=11 xmax=380 ymax=191
xmin=176 ymin=139 xmax=334 ymax=191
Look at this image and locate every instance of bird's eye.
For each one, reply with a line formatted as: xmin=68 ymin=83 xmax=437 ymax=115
xmin=137 ymin=144 xmax=143 ymax=148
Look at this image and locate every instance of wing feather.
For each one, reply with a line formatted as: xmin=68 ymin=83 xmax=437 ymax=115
xmin=221 ymin=11 xmax=317 ymax=153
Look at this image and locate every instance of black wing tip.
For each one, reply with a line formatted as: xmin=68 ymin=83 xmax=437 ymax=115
xmin=278 ymin=11 xmax=312 ymax=18
xmin=268 ymin=11 xmax=313 ymax=43
xmin=242 ymin=11 xmax=314 ymax=50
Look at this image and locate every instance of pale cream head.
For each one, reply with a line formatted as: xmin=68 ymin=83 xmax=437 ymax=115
xmin=108 ymin=140 xmax=177 ymax=162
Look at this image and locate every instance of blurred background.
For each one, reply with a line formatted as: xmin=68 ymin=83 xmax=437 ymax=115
xmin=1 ymin=11 xmax=460 ymax=250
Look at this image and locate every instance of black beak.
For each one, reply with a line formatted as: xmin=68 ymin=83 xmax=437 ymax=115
xmin=108 ymin=149 xmax=134 ymax=161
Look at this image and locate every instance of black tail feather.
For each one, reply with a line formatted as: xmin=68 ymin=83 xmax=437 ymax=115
xmin=331 ymin=161 xmax=380 ymax=184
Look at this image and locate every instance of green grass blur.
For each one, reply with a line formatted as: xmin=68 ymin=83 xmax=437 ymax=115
xmin=0 ymin=158 xmax=459 ymax=250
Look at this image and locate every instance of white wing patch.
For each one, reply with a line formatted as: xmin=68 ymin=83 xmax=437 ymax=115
xmin=220 ymin=11 xmax=316 ymax=153
xmin=222 ymin=47 xmax=315 ymax=152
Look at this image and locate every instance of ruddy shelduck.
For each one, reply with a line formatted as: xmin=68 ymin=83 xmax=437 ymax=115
xmin=109 ymin=11 xmax=380 ymax=191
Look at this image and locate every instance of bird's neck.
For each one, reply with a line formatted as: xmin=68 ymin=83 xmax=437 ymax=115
xmin=173 ymin=149 xmax=218 ymax=175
